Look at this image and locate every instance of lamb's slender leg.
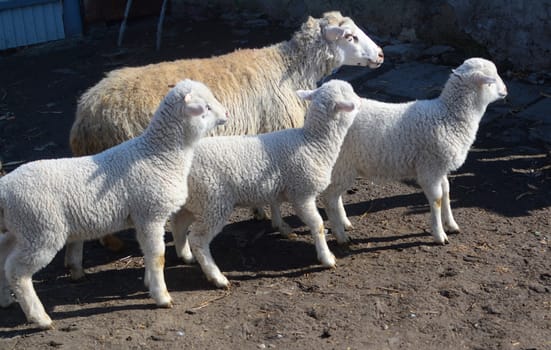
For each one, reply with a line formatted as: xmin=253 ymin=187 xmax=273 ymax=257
xmin=64 ymin=241 xmax=85 ymax=280
xmin=270 ymin=203 xmax=293 ymax=238
xmin=171 ymin=209 xmax=196 ymax=264
xmin=188 ymin=213 xmax=231 ymax=289
xmin=338 ymin=196 xmax=354 ymax=231
xmin=441 ymin=175 xmax=460 ymax=233
xmin=0 ymin=233 xmax=16 ymax=307
xmin=6 ymin=242 xmax=58 ymax=329
xmin=418 ymin=177 xmax=449 ymax=244
xmin=135 ymin=222 xmax=172 ymax=307
xmin=322 ymin=182 xmax=352 ymax=244
xmin=292 ymin=197 xmax=336 ymax=267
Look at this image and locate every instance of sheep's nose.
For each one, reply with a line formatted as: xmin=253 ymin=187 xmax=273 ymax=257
xmin=377 ymin=48 xmax=384 ymax=62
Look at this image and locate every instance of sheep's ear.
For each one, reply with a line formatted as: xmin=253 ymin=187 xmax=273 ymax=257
xmin=185 ymin=103 xmax=205 ymax=117
xmin=471 ymin=71 xmax=497 ymax=85
xmin=184 ymin=93 xmax=193 ymax=104
xmin=335 ymin=101 xmax=356 ymax=112
xmin=324 ymin=25 xmax=346 ymax=41
xmin=296 ymin=89 xmax=315 ymax=101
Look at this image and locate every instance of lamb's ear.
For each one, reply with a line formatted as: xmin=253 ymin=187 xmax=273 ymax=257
xmin=324 ymin=25 xmax=346 ymax=41
xmin=335 ymin=101 xmax=356 ymax=112
xmin=471 ymin=71 xmax=497 ymax=85
xmin=184 ymin=93 xmax=193 ymax=104
xmin=296 ymin=89 xmax=315 ymax=101
xmin=185 ymin=103 xmax=205 ymax=117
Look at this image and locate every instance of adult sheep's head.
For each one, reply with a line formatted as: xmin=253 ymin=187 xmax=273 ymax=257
xmin=319 ymin=11 xmax=384 ymax=69
xmin=451 ymin=58 xmax=508 ymax=106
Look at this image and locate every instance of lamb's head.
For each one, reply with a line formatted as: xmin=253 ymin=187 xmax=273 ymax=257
xmin=451 ymin=57 xmax=508 ymax=106
xmin=319 ymin=11 xmax=384 ymax=69
xmin=297 ymin=79 xmax=361 ymax=128
xmin=166 ymin=79 xmax=228 ymax=138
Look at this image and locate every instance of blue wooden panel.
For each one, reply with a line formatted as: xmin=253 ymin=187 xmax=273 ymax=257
xmin=0 ymin=1 xmax=65 ymax=50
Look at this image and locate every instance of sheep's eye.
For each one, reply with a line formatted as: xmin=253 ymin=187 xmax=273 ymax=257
xmin=206 ymin=104 xmax=212 ymax=111
xmin=344 ymin=33 xmax=357 ymax=43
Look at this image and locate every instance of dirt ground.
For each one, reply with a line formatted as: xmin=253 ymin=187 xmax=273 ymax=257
xmin=0 ymin=16 xmax=550 ymax=350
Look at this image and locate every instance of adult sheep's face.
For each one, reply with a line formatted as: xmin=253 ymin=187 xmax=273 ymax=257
xmin=452 ymin=58 xmax=508 ymax=105
xmin=323 ymin=15 xmax=384 ymax=69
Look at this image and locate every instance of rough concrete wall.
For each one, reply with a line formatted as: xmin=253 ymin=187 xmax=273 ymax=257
xmin=171 ymin=0 xmax=551 ymax=72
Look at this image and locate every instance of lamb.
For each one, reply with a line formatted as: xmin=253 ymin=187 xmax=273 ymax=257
xmin=170 ymin=79 xmax=362 ymax=288
xmin=319 ymin=57 xmax=508 ymax=245
xmin=0 ymin=80 xmax=228 ymax=329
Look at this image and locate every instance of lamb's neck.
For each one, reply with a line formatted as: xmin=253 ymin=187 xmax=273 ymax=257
xmin=303 ymin=116 xmax=352 ymax=166
xmin=435 ymin=80 xmax=489 ymax=147
xmin=140 ymin=110 xmax=198 ymax=156
xmin=276 ymin=37 xmax=338 ymax=88
xmin=438 ymin=79 xmax=488 ymax=129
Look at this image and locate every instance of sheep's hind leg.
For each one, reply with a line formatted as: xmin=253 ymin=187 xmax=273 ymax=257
xmin=0 ymin=233 xmax=15 ymax=307
xmin=270 ymin=203 xmax=294 ymax=238
xmin=6 ymin=243 xmax=58 ymax=329
xmin=292 ymin=197 xmax=336 ymax=268
xmin=419 ymin=177 xmax=449 ymax=244
xmin=64 ymin=241 xmax=85 ymax=281
xmin=322 ymin=191 xmax=351 ymax=245
xmin=135 ymin=222 xmax=172 ymax=308
xmin=441 ymin=176 xmax=460 ymax=233
xmin=189 ymin=215 xmax=231 ymax=289
xmin=171 ymin=209 xmax=196 ymax=264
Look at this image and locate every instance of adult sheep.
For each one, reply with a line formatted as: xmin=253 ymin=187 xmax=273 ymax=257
xmin=65 ymin=11 xmax=383 ymax=274
xmin=70 ymin=11 xmax=383 ymax=156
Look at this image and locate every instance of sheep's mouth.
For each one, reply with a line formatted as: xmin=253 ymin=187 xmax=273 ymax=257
xmin=366 ymin=59 xmax=383 ymax=69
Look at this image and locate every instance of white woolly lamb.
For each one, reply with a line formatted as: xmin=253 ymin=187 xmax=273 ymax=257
xmin=321 ymin=57 xmax=508 ymax=244
xmin=0 ymin=80 xmax=227 ymax=329
xmin=170 ymin=79 xmax=362 ymax=288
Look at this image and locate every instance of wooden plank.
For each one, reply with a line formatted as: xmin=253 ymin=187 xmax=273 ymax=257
xmin=0 ymin=1 xmax=65 ymax=50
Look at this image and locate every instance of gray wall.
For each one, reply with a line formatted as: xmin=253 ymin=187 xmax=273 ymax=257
xmin=172 ymin=0 xmax=551 ymax=72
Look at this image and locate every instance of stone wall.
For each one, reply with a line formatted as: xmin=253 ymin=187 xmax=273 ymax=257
xmin=171 ymin=0 xmax=551 ymax=72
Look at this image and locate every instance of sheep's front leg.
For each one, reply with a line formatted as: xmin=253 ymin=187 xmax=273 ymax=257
xmin=64 ymin=241 xmax=85 ymax=281
xmin=171 ymin=209 xmax=196 ymax=264
xmin=188 ymin=217 xmax=230 ymax=289
xmin=270 ymin=203 xmax=293 ymax=238
xmin=441 ymin=175 xmax=460 ymax=233
xmin=292 ymin=197 xmax=336 ymax=267
xmin=419 ymin=177 xmax=449 ymax=244
xmin=135 ymin=223 xmax=172 ymax=308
